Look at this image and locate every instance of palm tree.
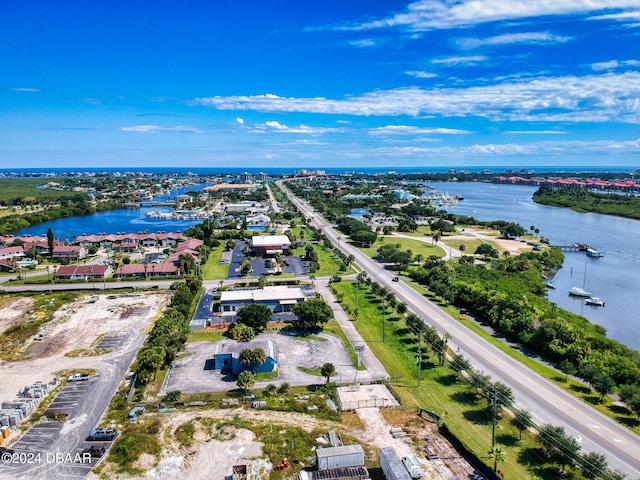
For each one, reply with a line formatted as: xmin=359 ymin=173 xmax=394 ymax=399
xmin=489 ymin=445 xmax=505 ymax=473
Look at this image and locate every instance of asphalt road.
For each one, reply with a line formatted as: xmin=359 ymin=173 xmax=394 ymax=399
xmin=276 ymin=179 xmax=640 ymax=478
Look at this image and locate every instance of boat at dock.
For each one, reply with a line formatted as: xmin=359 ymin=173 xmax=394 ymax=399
xmin=585 ymin=297 xmax=605 ymax=307
xmin=586 ymin=248 xmax=604 ymax=258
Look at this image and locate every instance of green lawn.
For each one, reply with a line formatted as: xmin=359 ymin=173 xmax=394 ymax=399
xmin=201 ymin=245 xmax=229 ymax=280
xmin=330 ymin=280 xmax=564 ymax=480
xmin=368 ymin=236 xmax=446 ymax=260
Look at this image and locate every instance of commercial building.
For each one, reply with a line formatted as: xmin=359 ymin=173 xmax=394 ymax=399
xmin=213 ymin=339 xmax=277 ymax=375
xmin=251 ymin=235 xmax=291 ymax=255
xmin=218 ymin=286 xmax=305 ymax=314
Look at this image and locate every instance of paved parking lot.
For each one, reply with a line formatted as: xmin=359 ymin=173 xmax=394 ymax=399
xmin=2 ymin=378 xmax=115 ymax=479
xmin=163 ymin=332 xmax=366 ymax=395
xmin=226 ymin=240 xmax=310 ymax=279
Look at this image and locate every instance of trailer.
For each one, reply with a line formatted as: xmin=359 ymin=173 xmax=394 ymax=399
xmin=379 ymin=447 xmax=412 ymax=480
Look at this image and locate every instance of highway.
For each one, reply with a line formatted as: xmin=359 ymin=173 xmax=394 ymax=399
xmin=276 ymin=179 xmax=640 ymax=478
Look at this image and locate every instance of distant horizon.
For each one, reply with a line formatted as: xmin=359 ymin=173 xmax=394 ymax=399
xmin=0 ymin=165 xmax=637 ymax=175
xmin=2 ymin=1 xmax=639 ymax=168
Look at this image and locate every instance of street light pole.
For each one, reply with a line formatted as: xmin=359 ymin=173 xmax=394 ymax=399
xmin=382 ymin=298 xmax=386 ymax=342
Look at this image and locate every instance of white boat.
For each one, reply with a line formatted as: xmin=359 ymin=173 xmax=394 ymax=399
xmin=545 ymin=281 xmax=556 ymax=289
xmin=569 ymin=286 xmax=592 ymax=297
xmin=586 ymin=248 xmax=604 ymax=258
xmin=585 ymin=297 xmax=605 ymax=307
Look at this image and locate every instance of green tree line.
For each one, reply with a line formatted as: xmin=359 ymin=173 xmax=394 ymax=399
xmin=410 ymin=250 xmax=640 ymax=418
xmin=533 ymin=184 xmax=640 ymax=220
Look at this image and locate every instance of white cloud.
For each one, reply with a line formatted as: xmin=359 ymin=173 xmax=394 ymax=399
xmin=348 ymin=38 xmax=378 ymax=48
xmin=369 ymin=125 xmax=472 ymax=135
xmin=349 ymin=0 xmax=640 ymax=31
xmin=431 ymin=55 xmax=487 ymax=65
xmin=121 ymin=125 xmax=203 ymax=133
xmin=372 ymin=137 xmax=640 ymax=157
xmin=456 ymin=32 xmax=572 ymax=49
xmin=11 ymin=87 xmax=41 ymax=92
xmin=236 ymin=117 xmax=244 ymax=124
xmin=256 ymin=121 xmax=341 ymax=134
xmin=505 ymin=130 xmax=567 ymax=134
xmin=405 ymin=70 xmax=438 ymax=78
xmin=194 ymin=71 xmax=640 ymax=123
xmin=589 ymin=10 xmax=640 ymax=25
xmin=592 ymin=59 xmax=640 ymax=70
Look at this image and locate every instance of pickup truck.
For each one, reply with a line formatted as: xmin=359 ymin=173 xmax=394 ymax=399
xmin=88 ymin=428 xmax=118 ymax=441
xmin=68 ymin=373 xmax=90 ymax=382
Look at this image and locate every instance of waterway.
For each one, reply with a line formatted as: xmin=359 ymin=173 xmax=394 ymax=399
xmin=13 ymin=185 xmax=208 ymax=241
xmin=432 ymin=182 xmax=640 ymax=350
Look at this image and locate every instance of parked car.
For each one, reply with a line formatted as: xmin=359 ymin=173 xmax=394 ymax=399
xmin=88 ymin=428 xmax=118 ymax=441
xmin=82 ymin=446 xmax=106 ymax=458
xmin=0 ymin=447 xmax=15 ymax=456
xmin=68 ymin=373 xmax=90 ymax=382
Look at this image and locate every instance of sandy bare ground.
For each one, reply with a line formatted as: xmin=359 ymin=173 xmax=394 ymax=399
xmin=0 ymin=296 xmax=35 ymax=334
xmin=392 ymin=227 xmax=533 ymax=259
xmin=0 ymin=292 xmax=170 ymax=435
xmin=88 ymin=404 xmax=484 ymax=480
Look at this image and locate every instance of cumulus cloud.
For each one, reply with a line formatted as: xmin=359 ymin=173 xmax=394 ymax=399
xmin=121 ymin=125 xmax=203 ymax=133
xmin=194 ymin=71 xmax=640 ymax=123
xmin=456 ymin=32 xmax=572 ymax=49
xmin=591 ymin=59 xmax=640 ymax=70
xmin=369 ymin=125 xmax=472 ymax=135
xmin=347 ymin=0 xmax=640 ymax=31
xmin=236 ymin=117 xmax=244 ymax=124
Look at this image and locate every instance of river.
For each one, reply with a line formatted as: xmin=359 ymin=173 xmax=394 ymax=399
xmin=12 ymin=185 xmax=207 ymax=241
xmin=429 ymin=181 xmax=640 ymax=350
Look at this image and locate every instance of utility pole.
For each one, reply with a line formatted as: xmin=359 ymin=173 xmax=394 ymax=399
xmin=355 ymin=274 xmax=359 ymax=320
xmin=491 ymin=384 xmax=497 ymax=448
xmin=382 ymin=298 xmax=386 ymax=342
xmin=416 ymin=331 xmax=423 ymax=387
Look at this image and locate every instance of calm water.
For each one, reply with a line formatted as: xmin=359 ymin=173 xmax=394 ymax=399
xmin=13 ymin=186 xmax=207 ymax=241
xmin=432 ymin=182 xmax=640 ymax=350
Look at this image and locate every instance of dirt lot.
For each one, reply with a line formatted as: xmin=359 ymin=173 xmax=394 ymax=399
xmin=0 ymin=292 xmax=170 ymax=441
xmin=0 ymin=296 xmax=35 ymax=334
xmin=88 ymin=404 xmax=484 ymax=480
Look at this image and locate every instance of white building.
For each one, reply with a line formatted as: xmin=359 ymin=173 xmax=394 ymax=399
xmin=219 ymin=286 xmax=305 ymax=314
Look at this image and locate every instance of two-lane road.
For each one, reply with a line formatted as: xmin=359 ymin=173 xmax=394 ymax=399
xmin=277 ymin=179 xmax=640 ymax=478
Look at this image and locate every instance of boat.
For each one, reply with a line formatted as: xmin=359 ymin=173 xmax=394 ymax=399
xmin=545 ymin=281 xmax=556 ymax=289
xmin=585 ymin=297 xmax=605 ymax=307
xmin=586 ymin=248 xmax=604 ymax=258
xmin=569 ymin=286 xmax=592 ymax=297
xmin=569 ymin=258 xmax=593 ymax=297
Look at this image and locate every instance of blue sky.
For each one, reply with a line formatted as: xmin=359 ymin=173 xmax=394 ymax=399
xmin=1 ymin=0 xmax=639 ymax=170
